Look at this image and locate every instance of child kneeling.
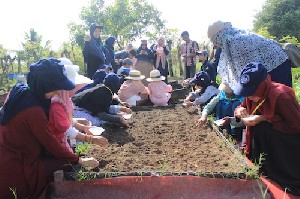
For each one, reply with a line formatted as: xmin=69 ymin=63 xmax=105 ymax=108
xmin=73 ymin=74 xmax=132 ymax=127
xmin=118 ymin=70 xmax=149 ymax=106
xmin=184 ymin=71 xmax=219 ymax=108
xmin=147 ymin=70 xmax=172 ymax=106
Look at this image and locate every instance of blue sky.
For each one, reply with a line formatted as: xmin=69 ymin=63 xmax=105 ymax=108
xmin=0 ymin=0 xmax=266 ymax=50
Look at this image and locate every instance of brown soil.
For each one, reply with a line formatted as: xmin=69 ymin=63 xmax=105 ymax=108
xmin=85 ymin=106 xmax=245 ymax=174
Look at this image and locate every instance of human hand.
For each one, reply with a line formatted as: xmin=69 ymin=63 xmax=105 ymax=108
xmin=182 ymin=79 xmax=190 ymax=87
xmin=183 ymin=99 xmax=193 ymax=107
xmin=121 ymin=102 xmax=131 ymax=107
xmin=92 ymin=136 xmax=109 ymax=146
xmin=241 ymin=115 xmax=266 ymax=126
xmin=235 ymin=107 xmax=249 ymax=118
xmin=76 ymin=118 xmax=91 ymax=126
xmin=120 ymin=117 xmax=129 ymax=127
xmin=196 ymin=115 xmax=208 ymax=127
xmin=216 ymin=117 xmax=231 ymax=127
xmin=84 ymin=34 xmax=91 ymax=42
xmin=123 ymin=107 xmax=132 ymax=114
xmin=78 ymin=157 xmax=99 ymax=168
xmin=83 ymin=125 xmax=97 ymax=135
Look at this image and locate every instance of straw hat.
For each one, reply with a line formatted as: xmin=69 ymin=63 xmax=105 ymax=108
xmin=58 ymin=58 xmax=93 ymax=85
xmin=126 ymin=70 xmax=145 ymax=80
xmin=146 ymin=70 xmax=165 ymax=82
xmin=207 ymin=20 xmax=232 ymax=39
xmin=218 ymin=83 xmax=233 ymax=94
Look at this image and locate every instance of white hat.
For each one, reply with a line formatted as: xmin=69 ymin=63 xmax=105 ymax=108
xmin=58 ymin=58 xmax=93 ymax=85
xmin=126 ymin=70 xmax=145 ymax=80
xmin=146 ymin=70 xmax=165 ymax=82
xmin=207 ymin=20 xmax=232 ymax=39
xmin=218 ymin=83 xmax=233 ymax=93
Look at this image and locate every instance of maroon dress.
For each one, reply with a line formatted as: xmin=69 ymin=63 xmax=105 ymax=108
xmin=0 ymin=106 xmax=79 ymax=199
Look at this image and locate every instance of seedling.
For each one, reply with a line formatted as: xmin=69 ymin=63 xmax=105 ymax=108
xmin=75 ymin=142 xmax=91 ymax=156
xmin=9 ymin=187 xmax=17 ymax=199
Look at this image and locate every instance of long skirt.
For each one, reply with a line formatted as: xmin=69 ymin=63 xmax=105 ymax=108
xmin=268 ymin=59 xmax=293 ymax=87
xmin=135 ymin=61 xmax=154 ymax=86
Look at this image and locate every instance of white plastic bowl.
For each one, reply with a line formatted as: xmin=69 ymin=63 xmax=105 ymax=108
xmin=89 ymin=127 xmax=105 ymax=136
xmin=123 ymin=113 xmax=132 ymax=120
xmin=241 ymin=115 xmax=257 ymax=122
xmin=214 ymin=119 xmax=224 ymax=126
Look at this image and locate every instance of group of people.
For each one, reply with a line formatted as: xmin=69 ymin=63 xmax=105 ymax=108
xmin=0 ymin=20 xmax=300 ymax=198
xmin=195 ymin=20 xmax=300 ymax=196
xmin=83 ymin=23 xmax=171 ymax=85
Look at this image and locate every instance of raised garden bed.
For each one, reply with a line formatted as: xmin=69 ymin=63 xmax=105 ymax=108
xmin=73 ymin=105 xmax=249 ymax=179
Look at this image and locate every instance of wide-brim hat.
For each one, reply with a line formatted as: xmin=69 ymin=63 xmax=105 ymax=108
xmin=218 ymin=83 xmax=233 ymax=93
xmin=59 ymin=58 xmax=93 ymax=85
xmin=207 ymin=20 xmax=232 ymax=39
xmin=126 ymin=70 xmax=145 ymax=80
xmin=146 ymin=69 xmax=165 ymax=82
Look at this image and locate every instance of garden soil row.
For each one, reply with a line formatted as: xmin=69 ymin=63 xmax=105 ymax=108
xmin=84 ymin=106 xmax=245 ymax=174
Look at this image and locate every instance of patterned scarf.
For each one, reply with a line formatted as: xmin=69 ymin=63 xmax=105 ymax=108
xmin=212 ymin=26 xmax=288 ymax=90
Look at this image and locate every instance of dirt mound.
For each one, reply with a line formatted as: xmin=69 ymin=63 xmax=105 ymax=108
xmin=85 ymin=106 xmax=245 ymax=174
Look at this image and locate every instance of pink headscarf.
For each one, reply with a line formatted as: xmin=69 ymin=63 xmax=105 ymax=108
xmin=154 ymin=37 xmax=167 ymax=69
xmin=51 ymin=90 xmax=74 ymax=120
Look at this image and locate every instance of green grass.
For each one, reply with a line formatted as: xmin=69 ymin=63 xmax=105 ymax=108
xmin=292 ymin=68 xmax=300 ymax=102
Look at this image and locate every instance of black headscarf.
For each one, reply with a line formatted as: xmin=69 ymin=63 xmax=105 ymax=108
xmin=103 ymin=74 xmax=121 ymax=94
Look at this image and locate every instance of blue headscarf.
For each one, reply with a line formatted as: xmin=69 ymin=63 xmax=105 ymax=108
xmin=105 ymin=37 xmax=116 ymax=48
xmin=88 ymin=23 xmax=106 ymax=62
xmin=104 ymin=37 xmax=116 ymax=66
xmin=0 ymin=58 xmax=75 ymax=125
xmin=0 ymin=84 xmax=39 ymax=125
xmin=89 ymin=23 xmax=102 ymax=46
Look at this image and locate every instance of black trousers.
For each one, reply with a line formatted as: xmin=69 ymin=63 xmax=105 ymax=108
xmin=251 ymin=122 xmax=300 ymax=195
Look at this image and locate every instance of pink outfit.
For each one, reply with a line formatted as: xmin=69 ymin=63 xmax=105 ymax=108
xmin=148 ymin=81 xmax=172 ymax=106
xmin=49 ymin=90 xmax=74 ymax=153
xmin=118 ymin=80 xmax=149 ymax=101
xmin=153 ymin=45 xmax=167 ymax=69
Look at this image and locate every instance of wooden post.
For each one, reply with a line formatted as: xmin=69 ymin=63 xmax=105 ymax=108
xmin=167 ymin=40 xmax=174 ymax=77
xmin=17 ymin=58 xmax=22 ymax=74
xmin=177 ymin=44 xmax=184 ymax=76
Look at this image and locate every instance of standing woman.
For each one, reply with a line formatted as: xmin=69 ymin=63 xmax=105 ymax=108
xmin=152 ymin=37 xmax=170 ymax=83
xmin=83 ymin=23 xmax=107 ymax=78
xmin=128 ymin=49 xmax=138 ymax=70
xmin=0 ymin=58 xmax=98 ymax=199
xmin=104 ymin=36 xmax=118 ymax=73
xmin=207 ymin=20 xmax=293 ymax=89
xmin=135 ymin=39 xmax=154 ymax=85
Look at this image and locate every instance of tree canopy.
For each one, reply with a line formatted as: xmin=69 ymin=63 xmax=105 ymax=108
xmin=69 ymin=0 xmax=166 ymax=49
xmin=253 ymin=0 xmax=300 ymax=41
